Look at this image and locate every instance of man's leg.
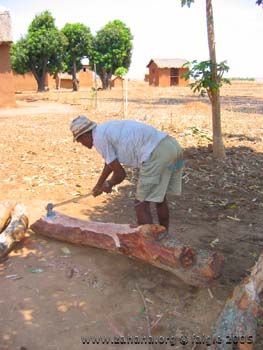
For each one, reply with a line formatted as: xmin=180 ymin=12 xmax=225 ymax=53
xmin=134 ymin=200 xmax=153 ymax=226
xmin=156 ymin=196 xmax=169 ymax=231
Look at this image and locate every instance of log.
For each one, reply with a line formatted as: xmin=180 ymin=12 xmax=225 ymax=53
xmin=31 ymin=212 xmax=224 ymax=287
xmin=0 ymin=203 xmax=29 ymax=259
xmin=0 ymin=201 xmax=13 ymax=233
xmin=211 ymin=251 xmax=263 ymax=350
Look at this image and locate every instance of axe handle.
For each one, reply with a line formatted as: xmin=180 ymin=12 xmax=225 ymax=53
xmin=52 ymin=191 xmax=93 ymax=209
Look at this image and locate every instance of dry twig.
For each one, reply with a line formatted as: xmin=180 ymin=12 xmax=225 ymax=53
xmin=135 ymin=282 xmax=154 ymax=350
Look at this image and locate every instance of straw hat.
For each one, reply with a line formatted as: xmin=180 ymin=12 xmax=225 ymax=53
xmin=70 ymin=115 xmax=97 ymax=141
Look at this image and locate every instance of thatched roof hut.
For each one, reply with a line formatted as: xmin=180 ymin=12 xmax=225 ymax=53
xmin=0 ymin=6 xmax=12 ymax=44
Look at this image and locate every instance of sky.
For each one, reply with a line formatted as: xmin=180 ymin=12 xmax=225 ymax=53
xmin=1 ymin=0 xmax=263 ymax=79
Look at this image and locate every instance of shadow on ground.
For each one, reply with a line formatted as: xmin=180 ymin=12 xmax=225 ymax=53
xmin=2 ymin=145 xmax=263 ymax=350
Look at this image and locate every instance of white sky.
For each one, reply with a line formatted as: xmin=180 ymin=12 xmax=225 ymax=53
xmin=1 ymin=0 xmax=263 ymax=79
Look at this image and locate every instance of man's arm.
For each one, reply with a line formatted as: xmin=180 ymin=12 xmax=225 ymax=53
xmin=92 ymin=160 xmax=126 ymax=196
xmin=107 ymin=159 xmax=126 ymax=187
xmin=95 ymin=163 xmax=113 ymax=188
xmin=92 ymin=163 xmax=113 ymax=196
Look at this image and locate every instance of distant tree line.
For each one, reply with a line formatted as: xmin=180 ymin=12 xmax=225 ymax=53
xmin=10 ymin=11 xmax=133 ymax=91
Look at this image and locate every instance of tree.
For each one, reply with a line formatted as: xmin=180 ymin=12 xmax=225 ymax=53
xmin=181 ymin=0 xmax=226 ymax=158
xmin=91 ymin=20 xmax=133 ymax=89
xmin=184 ymin=60 xmax=230 ymax=99
xmin=61 ymin=23 xmax=93 ymax=91
xmin=115 ymin=67 xmax=128 ymax=117
xmin=10 ymin=11 xmax=67 ymax=92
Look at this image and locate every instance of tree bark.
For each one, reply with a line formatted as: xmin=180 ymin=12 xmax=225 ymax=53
xmin=0 ymin=202 xmax=13 ymax=232
xmin=0 ymin=203 xmax=29 ymax=260
xmin=31 ymin=212 xmax=224 ymax=287
xmin=210 ymin=251 xmax=263 ymax=349
xmin=37 ymin=75 xmax=46 ymax=92
xmin=30 ymin=64 xmax=41 ymax=92
xmin=31 ymin=58 xmax=48 ymax=92
xmin=39 ymin=57 xmax=48 ymax=92
xmin=100 ymin=69 xmax=111 ymax=89
xmin=206 ymin=0 xmax=226 ymax=159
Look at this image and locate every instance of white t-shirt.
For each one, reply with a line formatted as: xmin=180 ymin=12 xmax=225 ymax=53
xmin=92 ymin=120 xmax=167 ymax=167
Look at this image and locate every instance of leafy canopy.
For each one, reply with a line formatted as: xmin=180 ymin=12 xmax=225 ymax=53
xmin=182 ymin=0 xmax=263 ymax=8
xmin=11 ymin=10 xmax=67 ymax=77
xmin=181 ymin=0 xmax=195 ymax=7
xmin=61 ymin=23 xmax=93 ymax=74
xmin=91 ymin=19 xmax=133 ymax=76
xmin=10 ymin=38 xmax=29 ymax=75
xmin=114 ymin=67 xmax=128 ymax=77
xmin=183 ymin=60 xmax=230 ymax=100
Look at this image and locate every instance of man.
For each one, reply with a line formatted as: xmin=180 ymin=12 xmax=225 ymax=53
xmin=70 ymin=115 xmax=184 ymax=239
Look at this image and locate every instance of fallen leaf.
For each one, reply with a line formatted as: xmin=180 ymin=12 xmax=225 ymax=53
xmin=226 ymin=216 xmax=241 ymax=222
xmin=210 ymin=238 xmax=220 ymax=248
xmin=4 ymin=274 xmax=23 ymax=280
xmin=61 ymin=247 xmax=71 ymax=255
xmin=28 ymin=268 xmax=44 ymax=273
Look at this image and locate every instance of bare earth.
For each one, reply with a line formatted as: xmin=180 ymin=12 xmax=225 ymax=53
xmin=0 ymin=81 xmax=263 ymax=350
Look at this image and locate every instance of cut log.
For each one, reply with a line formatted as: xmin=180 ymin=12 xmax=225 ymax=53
xmin=31 ymin=212 xmax=224 ymax=287
xmin=0 ymin=201 xmax=13 ymax=233
xmin=211 ymin=251 xmax=263 ymax=350
xmin=0 ymin=203 xmax=29 ymax=259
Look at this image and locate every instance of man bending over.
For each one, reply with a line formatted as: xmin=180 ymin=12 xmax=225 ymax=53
xmin=70 ymin=116 xmax=184 ymax=239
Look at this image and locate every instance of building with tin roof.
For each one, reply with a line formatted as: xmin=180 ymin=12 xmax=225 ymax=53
xmin=146 ymin=58 xmax=189 ymax=87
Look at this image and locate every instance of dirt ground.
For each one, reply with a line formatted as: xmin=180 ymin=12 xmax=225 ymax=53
xmin=0 ymin=81 xmax=263 ymax=350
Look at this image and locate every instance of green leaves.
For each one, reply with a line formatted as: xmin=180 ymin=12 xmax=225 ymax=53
xmin=114 ymin=67 xmax=128 ymax=77
xmin=61 ymin=23 xmax=93 ymax=75
xmin=10 ymin=11 xmax=133 ymax=91
xmin=28 ymin=10 xmax=56 ymax=32
xmin=10 ymin=11 xmax=67 ymax=91
xmin=181 ymin=0 xmax=195 ymax=7
xmin=182 ymin=60 xmax=230 ymax=100
xmin=10 ymin=38 xmax=29 ymax=75
xmin=91 ymin=19 xmax=133 ymax=88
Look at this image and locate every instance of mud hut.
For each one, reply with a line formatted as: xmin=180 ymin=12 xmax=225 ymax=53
xmin=110 ymin=75 xmax=124 ymax=88
xmin=0 ymin=6 xmax=15 ymax=107
xmin=147 ymin=58 xmax=189 ymax=87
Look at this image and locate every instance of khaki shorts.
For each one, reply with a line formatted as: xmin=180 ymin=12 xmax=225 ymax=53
xmin=136 ymin=136 xmax=184 ymax=203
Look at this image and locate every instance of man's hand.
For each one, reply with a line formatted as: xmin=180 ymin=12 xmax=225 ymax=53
xmin=92 ymin=160 xmax=125 ymax=198
xmin=92 ymin=186 xmax=103 ymax=197
xmin=101 ymin=180 xmax=112 ymax=193
xmin=92 ymin=181 xmax=112 ymax=197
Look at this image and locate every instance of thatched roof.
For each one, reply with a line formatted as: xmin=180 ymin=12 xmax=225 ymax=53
xmin=0 ymin=6 xmax=12 ymax=44
xmin=111 ymin=75 xmax=124 ymax=81
xmin=57 ymin=72 xmax=79 ymax=80
xmin=147 ymin=58 xmax=188 ymax=69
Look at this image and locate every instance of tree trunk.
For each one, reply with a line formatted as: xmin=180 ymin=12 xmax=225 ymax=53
xmin=206 ymin=0 xmax=226 ymax=159
xmin=31 ymin=212 xmax=224 ymax=287
xmin=38 ymin=74 xmax=46 ymax=92
xmin=210 ymin=250 xmax=263 ymax=349
xmin=211 ymin=91 xmax=226 ymax=158
xmin=30 ymin=64 xmax=41 ymax=92
xmin=31 ymin=59 xmax=47 ymax=92
xmin=72 ymin=59 xmax=79 ymax=91
xmin=99 ymin=70 xmax=111 ymax=89
xmin=0 ymin=203 xmax=29 ymax=260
